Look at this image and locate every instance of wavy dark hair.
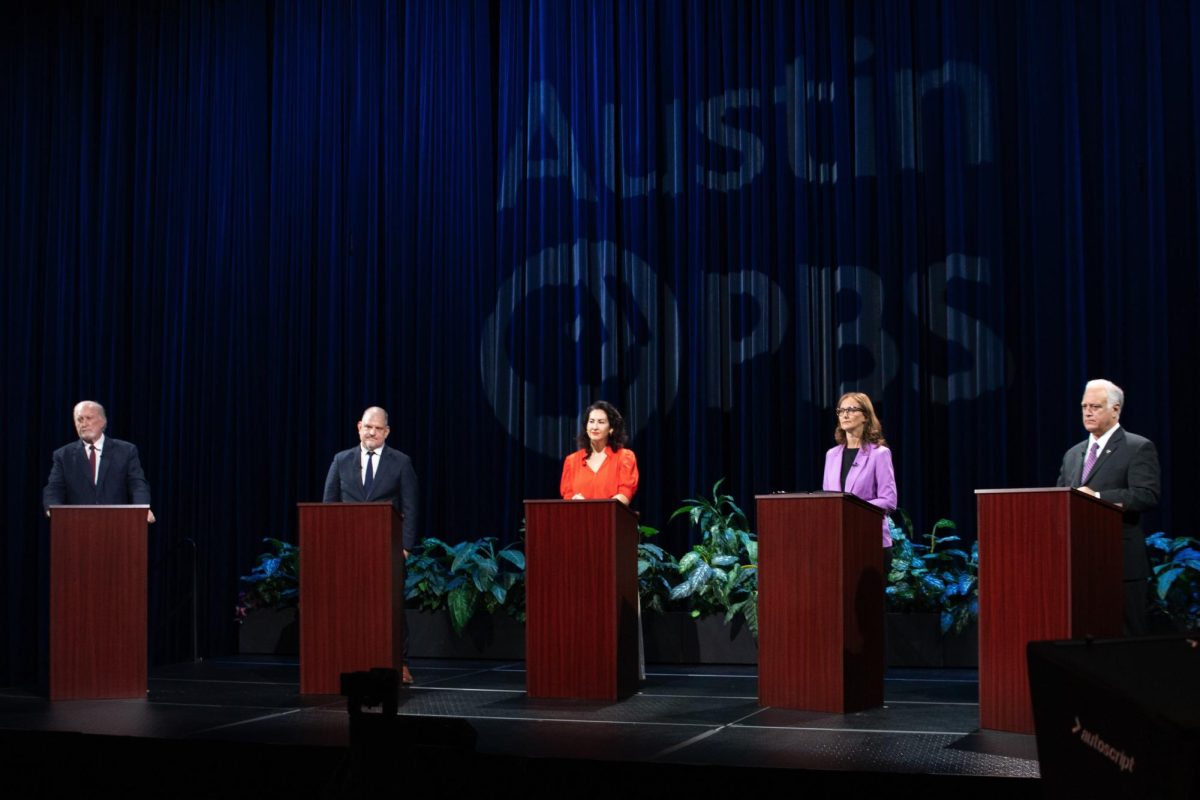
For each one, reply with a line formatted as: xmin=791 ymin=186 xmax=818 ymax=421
xmin=832 ymin=392 xmax=888 ymax=447
xmin=576 ymin=400 xmax=628 ymax=452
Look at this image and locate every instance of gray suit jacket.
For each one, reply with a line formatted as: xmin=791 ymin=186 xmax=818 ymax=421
xmin=323 ymin=446 xmax=418 ymax=550
xmin=1056 ymin=427 xmax=1160 ymax=579
xmin=43 ymin=437 xmax=152 ymax=509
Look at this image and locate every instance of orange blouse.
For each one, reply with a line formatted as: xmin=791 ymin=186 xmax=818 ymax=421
xmin=560 ymin=446 xmax=639 ymax=501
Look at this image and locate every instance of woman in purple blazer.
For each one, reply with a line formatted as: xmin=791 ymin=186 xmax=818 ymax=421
xmin=822 ymin=392 xmax=898 ymax=550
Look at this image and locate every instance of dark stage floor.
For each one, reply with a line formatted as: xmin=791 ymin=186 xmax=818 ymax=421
xmin=0 ymin=658 xmax=1040 ymax=797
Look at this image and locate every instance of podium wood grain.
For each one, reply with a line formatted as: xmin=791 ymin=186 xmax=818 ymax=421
xmin=49 ymin=505 xmax=148 ymax=699
xmin=757 ymin=493 xmax=885 ymax=712
xmin=299 ymin=502 xmax=404 ymax=694
xmin=524 ymin=500 xmax=639 ymax=700
xmin=976 ymin=488 xmax=1122 ymax=733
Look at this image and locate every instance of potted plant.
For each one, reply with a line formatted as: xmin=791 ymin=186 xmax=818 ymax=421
xmin=885 ymin=512 xmax=978 ymax=667
xmin=404 ymin=536 xmax=526 ymax=658
xmin=235 ymin=538 xmax=300 ymax=654
xmin=646 ymin=480 xmax=757 ymax=664
xmin=636 ymin=523 xmax=680 ymax=614
xmin=1146 ymin=532 xmax=1200 ymax=633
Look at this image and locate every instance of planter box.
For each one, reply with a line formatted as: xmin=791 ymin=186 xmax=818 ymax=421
xmin=406 ymin=609 xmax=526 ymax=660
xmin=237 ymin=607 xmax=975 ymax=668
xmin=885 ymin=613 xmax=977 ymax=667
xmin=403 ymin=609 xmax=758 ymax=665
xmin=238 ymin=607 xmax=299 ymax=655
xmin=643 ymin=611 xmax=757 ymax=665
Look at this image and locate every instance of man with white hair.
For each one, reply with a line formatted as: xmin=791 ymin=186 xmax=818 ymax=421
xmin=43 ymin=400 xmax=155 ymax=523
xmin=1057 ymin=379 xmax=1160 ymax=634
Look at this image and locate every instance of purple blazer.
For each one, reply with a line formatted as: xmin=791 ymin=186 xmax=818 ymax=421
xmin=822 ymin=443 xmax=898 ymax=546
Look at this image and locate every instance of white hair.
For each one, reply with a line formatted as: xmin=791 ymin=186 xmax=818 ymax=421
xmin=1085 ymin=379 xmax=1123 ymax=410
xmin=73 ymin=400 xmax=107 ymax=420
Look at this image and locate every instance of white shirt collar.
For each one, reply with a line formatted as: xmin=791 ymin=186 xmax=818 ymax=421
xmin=1089 ymin=423 xmax=1120 ymax=453
xmin=83 ymin=434 xmax=106 ymax=452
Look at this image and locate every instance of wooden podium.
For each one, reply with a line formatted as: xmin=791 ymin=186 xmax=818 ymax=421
xmin=524 ymin=499 xmax=639 ymax=700
xmin=756 ymin=493 xmax=885 ymax=711
xmin=976 ymin=488 xmax=1123 ymax=733
xmin=48 ymin=505 xmax=149 ymax=699
xmin=298 ymin=502 xmax=404 ymax=694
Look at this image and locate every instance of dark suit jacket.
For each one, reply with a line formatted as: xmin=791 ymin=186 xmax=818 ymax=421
xmin=1056 ymin=427 xmax=1160 ymax=579
xmin=323 ymin=446 xmax=418 ymax=550
xmin=43 ymin=437 xmax=152 ymax=509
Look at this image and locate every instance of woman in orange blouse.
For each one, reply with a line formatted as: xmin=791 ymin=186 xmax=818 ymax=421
xmin=560 ymin=400 xmax=638 ymax=504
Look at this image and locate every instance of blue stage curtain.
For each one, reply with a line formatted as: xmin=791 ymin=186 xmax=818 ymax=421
xmin=3 ymin=1 xmax=1197 ymax=683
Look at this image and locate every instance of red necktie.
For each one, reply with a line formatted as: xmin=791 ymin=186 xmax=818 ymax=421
xmin=89 ymin=444 xmax=97 ymax=485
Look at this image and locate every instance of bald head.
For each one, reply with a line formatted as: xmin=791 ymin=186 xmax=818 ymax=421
xmin=357 ymin=407 xmax=390 ymax=450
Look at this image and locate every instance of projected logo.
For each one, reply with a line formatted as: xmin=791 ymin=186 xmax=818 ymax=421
xmin=480 ymin=240 xmax=680 ymax=458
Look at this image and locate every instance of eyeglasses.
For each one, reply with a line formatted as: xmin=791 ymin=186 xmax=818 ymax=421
xmin=835 ymin=407 xmax=864 ymax=417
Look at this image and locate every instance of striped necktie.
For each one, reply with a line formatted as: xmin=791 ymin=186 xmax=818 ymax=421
xmin=1080 ymin=442 xmax=1100 ymax=484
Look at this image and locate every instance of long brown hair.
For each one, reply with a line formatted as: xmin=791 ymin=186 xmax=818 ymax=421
xmin=833 ymin=392 xmax=887 ymax=447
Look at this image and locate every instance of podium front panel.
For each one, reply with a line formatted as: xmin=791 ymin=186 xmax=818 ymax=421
xmin=977 ymin=488 xmax=1121 ymax=733
xmin=299 ymin=503 xmax=404 ymax=694
xmin=757 ymin=493 xmax=884 ymax=712
xmin=524 ymin=500 xmax=639 ymax=700
xmin=49 ymin=505 xmax=149 ymax=699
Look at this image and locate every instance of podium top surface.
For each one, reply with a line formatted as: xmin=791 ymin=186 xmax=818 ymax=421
xmin=523 ymin=498 xmax=640 ymax=518
xmin=525 ymin=498 xmax=629 ymax=505
xmin=47 ymin=504 xmax=150 ymax=510
xmin=975 ymin=487 xmax=1074 ymax=495
xmin=974 ymin=486 xmax=1122 ymax=511
xmin=754 ymin=491 xmax=884 ymax=516
xmin=296 ymin=501 xmax=395 ymax=508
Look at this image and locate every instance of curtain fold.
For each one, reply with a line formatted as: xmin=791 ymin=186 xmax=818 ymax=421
xmin=3 ymin=0 xmax=1195 ymax=682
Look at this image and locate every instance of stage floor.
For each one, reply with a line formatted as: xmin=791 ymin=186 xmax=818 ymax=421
xmin=0 ymin=657 xmax=1040 ymax=796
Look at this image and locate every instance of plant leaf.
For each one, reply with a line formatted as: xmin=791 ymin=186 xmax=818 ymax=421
xmin=497 ymin=549 xmax=525 ymax=570
xmin=447 ymin=584 xmax=477 ymax=634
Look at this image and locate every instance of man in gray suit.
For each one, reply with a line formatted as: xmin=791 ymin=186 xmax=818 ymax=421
xmin=43 ymin=400 xmax=155 ymax=523
xmin=1056 ymin=379 xmax=1160 ymax=634
xmin=323 ymin=406 xmax=418 ymax=682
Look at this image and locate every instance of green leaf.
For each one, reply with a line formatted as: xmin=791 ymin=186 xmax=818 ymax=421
xmin=489 ymin=583 xmax=507 ymax=605
xmin=685 ymin=562 xmax=713 ymax=593
xmin=447 ymin=584 xmax=478 ymax=634
xmin=449 ymin=542 xmax=479 ymax=574
xmin=742 ymin=537 xmax=758 ymax=565
xmin=669 ymin=582 xmax=695 ymax=601
xmin=497 ymin=549 xmax=525 ymax=570
xmin=639 ymin=542 xmax=668 ymax=559
xmin=1156 ymin=567 xmax=1184 ymax=600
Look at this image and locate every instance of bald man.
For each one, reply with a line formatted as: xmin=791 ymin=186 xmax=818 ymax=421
xmin=323 ymin=406 xmax=418 ymax=550
xmin=323 ymin=406 xmax=418 ymax=683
